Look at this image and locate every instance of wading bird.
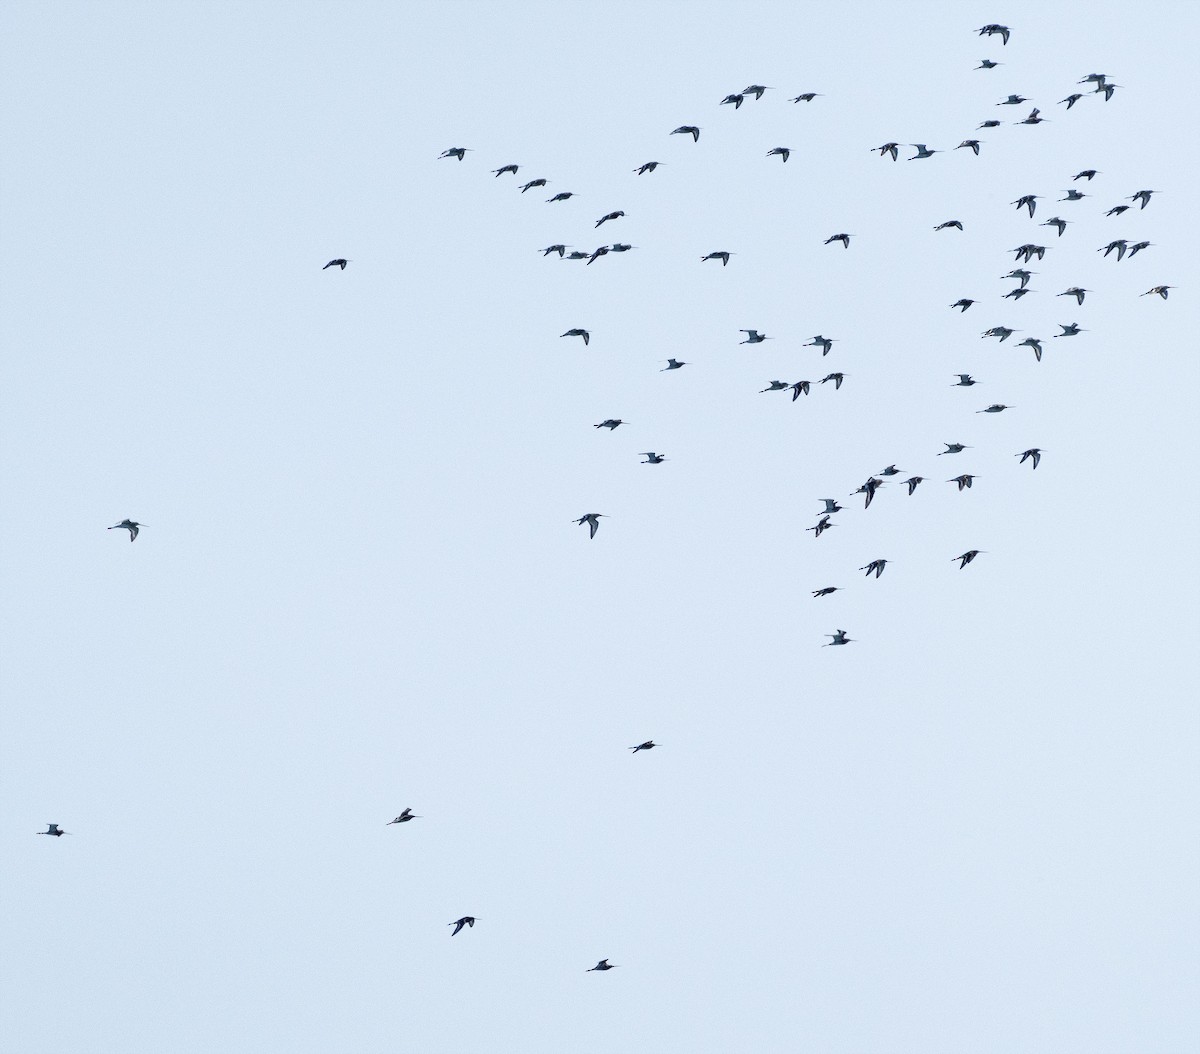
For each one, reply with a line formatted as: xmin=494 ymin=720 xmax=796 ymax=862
xmin=1074 ymin=169 xmax=1099 ymax=180
xmin=702 ymin=251 xmax=733 ymax=265
xmin=639 ymin=452 xmax=667 ymax=464
xmin=953 ymin=374 xmax=977 ymax=386
xmin=1054 ymin=323 xmax=1084 ymax=337
xmin=661 ymin=359 xmax=686 ymax=371
xmin=743 ymin=85 xmax=771 ymax=99
xmin=808 ymin=516 xmax=834 ymax=539
xmin=1059 ymin=287 xmax=1089 ymax=305
xmin=322 ymin=258 xmax=349 ymax=270
xmin=547 ymin=191 xmax=575 ymax=203
xmin=595 ymin=210 xmax=625 ymax=228
xmin=909 ymin=144 xmax=939 ymax=159
xmin=790 ymin=380 xmax=811 ymax=400
xmin=492 ymin=164 xmax=518 ymax=177
xmin=595 ymin=419 xmax=623 ymax=430
xmin=818 ymin=499 xmax=843 ymax=516
xmin=766 ymin=147 xmax=791 ymax=162
xmin=575 ymin=513 xmax=607 ymax=539
xmin=977 ymin=404 xmax=1011 ymax=413
xmin=1142 ymin=286 xmax=1172 ymax=299
xmin=1016 ymin=108 xmax=1046 ymax=125
xmin=740 ymin=329 xmax=771 ymax=343
xmin=1061 ymin=93 xmax=1084 ymax=109
xmin=387 ymin=809 xmax=419 ymax=825
xmin=982 ymin=326 xmax=1017 ymax=342
xmin=812 ymin=587 xmax=840 ymax=597
xmin=976 ymin=59 xmax=1000 ymax=69
xmin=1106 ymin=205 xmax=1130 ymax=217
xmin=825 ymin=233 xmax=852 ymax=247
xmin=1041 ymin=217 xmax=1068 ymax=236
xmin=634 ymin=161 xmax=662 ymax=175
xmin=720 ymin=93 xmax=745 ymax=109
xmin=630 ymin=741 xmax=656 ymax=753
xmin=791 ymin=92 xmax=821 ymax=102
xmin=820 ymin=372 xmax=845 ymax=389
xmin=519 ymin=178 xmax=548 ymax=193
xmin=1060 ymin=189 xmax=1086 ymax=201
xmin=1017 ymin=337 xmax=1044 ymax=361
xmin=935 ymin=220 xmax=964 ymax=230
xmin=541 ymin=245 xmax=569 ymax=257
xmin=109 ymin=519 xmax=143 ymax=542
xmin=450 ymin=917 xmax=476 ymax=936
xmin=978 ymin=23 xmax=1010 ymax=44
xmin=940 ymin=443 xmax=970 ymax=455
xmin=901 ymin=476 xmax=925 ymax=495
xmin=806 ymin=335 xmax=835 ymax=355
xmin=1004 ymin=268 xmax=1035 ymax=288
xmin=978 ymin=119 xmax=1002 ymax=129
xmin=824 ymin=629 xmax=852 ymax=646
xmin=948 ymin=474 xmax=976 ymax=491
xmin=588 ymin=960 xmax=618 ymax=972
xmin=1127 ymin=240 xmax=1153 ymax=258
xmin=561 ymin=328 xmax=590 ymax=346
xmin=760 ymin=381 xmax=789 ymax=393
xmin=671 ymin=125 xmax=701 ymax=141
xmin=860 ymin=559 xmax=888 ymax=579
xmin=1131 ymin=189 xmax=1156 ymax=209
xmin=950 ymin=299 xmax=975 ymax=311
xmin=438 ymin=147 xmax=471 ymax=160
xmin=956 ymin=140 xmax=982 ymax=155
xmin=38 ymin=824 xmax=69 ymax=836
xmin=1100 ymin=239 xmax=1129 ymax=260
xmin=954 ymin=550 xmax=984 ymax=569
xmin=1017 ymin=448 xmax=1042 ymax=469
xmin=874 ymin=142 xmax=900 ymax=160
xmin=1013 ymin=194 xmax=1039 ymax=217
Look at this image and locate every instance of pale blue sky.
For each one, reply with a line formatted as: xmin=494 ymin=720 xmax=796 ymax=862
xmin=3 ymin=3 xmax=1198 ymax=1052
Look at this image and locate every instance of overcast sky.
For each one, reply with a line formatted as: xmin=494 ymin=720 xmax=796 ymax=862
xmin=3 ymin=2 xmax=1198 ymax=1052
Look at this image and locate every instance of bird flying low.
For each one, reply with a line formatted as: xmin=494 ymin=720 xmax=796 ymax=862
xmin=109 ymin=519 xmax=144 ymax=542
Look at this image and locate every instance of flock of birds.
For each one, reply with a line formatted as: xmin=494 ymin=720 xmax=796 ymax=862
xmin=55 ymin=21 xmax=1173 ymax=977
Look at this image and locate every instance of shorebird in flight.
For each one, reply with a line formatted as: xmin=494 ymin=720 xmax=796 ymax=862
xmin=948 ymin=474 xmax=977 ymax=491
xmin=760 ymin=381 xmax=789 ymax=393
xmin=575 ymin=514 xmax=606 ymax=539
xmin=805 ymin=335 xmax=835 ymax=356
xmin=519 ymin=178 xmax=548 ymax=193
xmin=909 ymin=144 xmax=939 ymax=159
xmin=595 ymin=210 xmax=625 ymax=228
xmin=634 ymin=161 xmax=662 ymax=175
xmin=982 ymin=326 xmax=1017 ymax=342
xmin=661 ymin=359 xmax=686 ymax=371
xmin=630 ymin=740 xmax=657 ymax=753
xmin=1059 ymin=287 xmax=1089 ymax=305
xmin=322 ymin=258 xmax=350 ymax=270
xmin=1127 ymin=240 xmax=1153 ymax=258
xmin=561 ymin=328 xmax=590 ymax=346
xmin=492 ymin=164 xmax=518 ymax=177
xmin=38 ymin=824 xmax=69 ymax=836
xmin=997 ymin=94 xmax=1027 ymax=105
xmin=387 ymin=809 xmax=419 ymax=825
xmin=954 ymin=550 xmax=984 ymax=569
xmin=823 ymin=629 xmax=852 ymax=646
xmin=766 ymin=147 xmax=791 ymax=162
xmin=1004 ymin=268 xmax=1035 ymax=288
xmin=743 ymin=84 xmax=771 ymax=99
xmin=807 ymin=516 xmax=834 ymax=539
xmin=1041 ymin=217 xmax=1068 ymax=236
xmin=1017 ymin=337 xmax=1044 ymax=362
xmin=824 ymin=233 xmax=852 ymax=248
xmin=790 ymin=381 xmax=811 ymax=400
xmin=1131 ymin=189 xmax=1157 ymax=209
xmin=940 ymin=443 xmax=970 ymax=455
xmin=901 ymin=476 xmax=925 ymax=495
xmin=935 ymin=220 xmax=964 ymax=231
xmin=1002 ymin=288 xmax=1031 ymax=301
xmin=740 ymin=329 xmax=771 ymax=344
xmin=639 ymin=452 xmax=668 ymax=464
xmin=820 ymin=372 xmax=845 ymax=389
xmin=595 ymin=419 xmax=624 ymax=430
xmin=1074 ymin=169 xmax=1099 ymax=180
xmin=1142 ymin=286 xmax=1172 ymax=299
xmin=976 ymin=59 xmax=1000 ymax=69
xmin=109 ymin=519 xmax=144 ymax=542
xmin=438 ymin=147 xmax=470 ymax=160
xmin=978 ymin=23 xmax=1010 ymax=44
xmin=1060 ymin=93 xmax=1084 ymax=109
xmin=812 ymin=587 xmax=840 ymax=598
xmin=977 ymin=404 xmax=1011 ymax=413
xmin=671 ymin=125 xmax=701 ymax=141
xmin=702 ymin=251 xmax=733 ymax=265
xmin=1016 ymin=108 xmax=1046 ymax=125
xmin=720 ymin=93 xmax=745 ymax=109
xmin=874 ymin=142 xmax=900 ymax=160
xmin=978 ymin=119 xmax=1002 ymax=129
xmin=950 ymin=299 xmax=975 ymax=312
xmin=956 ymin=140 xmax=982 ymax=155
xmin=860 ymin=559 xmax=888 ymax=579
xmin=541 ymin=245 xmax=569 ymax=257
xmin=1013 ymin=194 xmax=1039 ymax=217
xmin=1106 ymin=205 xmax=1130 ymax=217
xmin=817 ymin=499 xmax=843 ymax=516
xmin=1060 ymin=189 xmax=1087 ymax=201
xmin=1017 ymin=448 xmax=1042 ymax=469
xmin=449 ymin=917 xmax=476 ymax=936
xmin=791 ymin=92 xmax=821 ymax=102
xmin=1054 ymin=323 xmax=1084 ymax=337
xmin=547 ymin=191 xmax=575 ymax=203
xmin=588 ymin=960 xmax=618 ymax=971
xmin=1100 ymin=239 xmax=1129 ymax=260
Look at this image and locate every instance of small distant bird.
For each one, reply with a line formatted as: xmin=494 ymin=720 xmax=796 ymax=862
xmin=1004 ymin=268 xmax=1035 ymax=288
xmin=702 ymin=251 xmax=734 ymax=266
xmin=1100 ymin=239 xmax=1129 ymax=260
xmin=878 ymin=465 xmax=901 ymax=477
xmin=820 ymin=372 xmax=845 ymax=389
xmin=978 ymin=23 xmax=1011 ymax=45
xmin=978 ymin=119 xmax=1002 ymax=129
xmin=954 ymin=550 xmax=983 ymax=569
xmin=595 ymin=419 xmax=624 ymax=430
xmin=322 ymin=258 xmax=350 ymax=270
xmin=1127 ymin=240 xmax=1153 ymax=258
xmin=1041 ymin=217 xmax=1068 ymax=236
xmin=1016 ymin=108 xmax=1046 ymax=125
xmin=1003 ymin=287 xmax=1031 ymax=300
xmin=855 ymin=477 xmax=884 ymax=509
xmin=997 ymin=94 xmax=1027 ymax=106
xmin=449 ymin=917 xmax=476 ymax=936
xmin=935 ymin=220 xmax=963 ymax=231
xmin=953 ymin=374 xmax=977 ymax=386
xmin=982 ymin=326 xmax=1017 ymax=342
xmin=948 ymin=474 xmax=976 ymax=491
xmin=564 ymin=251 xmax=590 ymax=261
xmin=1060 ymin=189 xmax=1087 ymax=201
xmin=874 ymin=142 xmax=900 ymax=161
xmin=109 ymin=519 xmax=143 ymax=542
xmin=595 ymin=210 xmax=625 ymax=228
xmin=634 ymin=161 xmax=662 ymax=175
xmin=805 ymin=335 xmax=835 ymax=355
xmin=940 ymin=443 xmax=970 ymax=455
xmin=766 ymin=147 xmax=791 ymax=162
xmin=639 ymin=452 xmax=667 ymax=464
xmin=901 ymin=476 xmax=925 ymax=495
xmin=586 ymin=246 xmax=608 ymax=265
xmin=630 ymin=740 xmax=656 ymax=753
xmin=609 ymin=243 xmax=634 ymax=253
xmin=977 ymin=404 xmax=1010 ymax=413
xmin=661 ymin=359 xmax=687 ymax=371
xmin=720 ymin=93 xmax=745 ymax=109
xmin=950 ymin=299 xmax=976 ymax=312
xmin=1012 ymin=244 xmax=1047 ymax=262
xmin=542 ymin=245 xmax=569 ymax=257
xmin=561 ymin=328 xmax=590 ymax=346
xmin=492 ymin=164 xmax=518 ymax=177
xmin=909 ymin=144 xmax=939 ymax=159
xmin=1059 ymin=287 xmax=1089 ymax=305
xmin=1060 ymin=94 xmax=1084 ymax=109
xmin=1013 ymin=194 xmax=1039 ymax=218
xmin=740 ymin=329 xmax=771 ymax=344
xmin=588 ymin=960 xmax=618 ymax=972
xmin=825 ymin=233 xmax=852 ymax=248
xmin=860 ymin=559 xmax=888 ymax=579
xmin=1106 ymin=205 xmax=1130 ymax=217
xmin=976 ymin=59 xmax=1000 ymax=69
xmin=547 ymin=191 xmax=575 ymax=202
xmin=1017 ymin=337 xmax=1044 ymax=362
xmin=808 ymin=516 xmax=834 ymax=539
xmin=817 ymin=499 xmax=843 ymax=516
xmin=1142 ymin=286 xmax=1172 ymax=299
xmin=671 ymin=126 xmax=701 ymax=142
xmin=438 ymin=147 xmax=470 ymax=160
xmin=1095 ymin=83 xmax=1120 ymax=101
xmin=1054 ymin=323 xmax=1084 ymax=337
xmin=1079 ymin=73 xmax=1110 ymax=85
xmin=742 ymin=85 xmax=771 ymax=99
xmin=760 ymin=380 xmax=789 ymax=393
xmin=387 ymin=809 xmax=419 ymax=825
xmin=1074 ymin=169 xmax=1100 ymax=180
xmin=791 ymin=92 xmax=821 ymax=103
xmin=38 ymin=824 xmax=69 ymax=836
xmin=574 ymin=513 xmax=607 ymax=538
xmin=1017 ymin=448 xmax=1042 ymax=469
xmin=812 ymin=587 xmax=839 ymax=598
xmin=956 ymin=140 xmax=982 ymax=155
xmin=1131 ymin=189 xmax=1156 ymax=209
xmin=519 ymin=179 xmax=548 ymax=193
xmin=823 ymin=629 xmax=852 ymax=646
xmin=790 ymin=380 xmax=811 ymax=400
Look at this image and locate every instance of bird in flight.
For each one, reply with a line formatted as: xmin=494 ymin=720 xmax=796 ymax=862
xmin=561 ymin=328 xmax=590 ymax=346
xmin=759 ymin=381 xmax=789 ymax=393
xmin=823 ymin=629 xmax=852 ymax=646
xmin=1142 ymin=286 xmax=1172 ymax=300
xmin=817 ymin=499 xmax=843 ymax=516
xmin=38 ymin=824 xmax=69 ymax=837
xmin=874 ymin=142 xmax=900 ymax=161
xmin=740 ymin=329 xmax=771 ymax=344
xmin=976 ymin=59 xmax=1000 ymax=69
xmin=1054 ymin=323 xmax=1085 ymax=337
xmin=1013 ymin=194 xmax=1039 ymax=217
xmin=547 ymin=191 xmax=575 ymax=203
xmin=743 ymin=84 xmax=771 ymax=99
xmin=982 ymin=326 xmax=1017 ymax=342
xmin=575 ymin=513 xmax=607 ymax=539
xmin=322 ymin=258 xmax=350 ymax=270
xmin=639 ymin=452 xmax=668 ymax=464
xmin=492 ymin=164 xmax=518 ymax=177
xmin=702 ymin=251 xmax=734 ymax=266
xmin=997 ymin=94 xmax=1027 ymax=106
xmin=1041 ymin=217 xmax=1068 ymax=236
xmin=1059 ymin=287 xmax=1089 ymax=305
xmin=978 ymin=119 xmax=1002 ymax=129
xmin=948 ymin=474 xmax=977 ymax=491
xmin=909 ymin=144 xmax=939 ymax=159
xmin=820 ymin=372 xmax=845 ymax=389
xmin=956 ymin=140 xmax=982 ymax=155
xmin=661 ymin=359 xmax=687 ymax=371
xmin=812 ymin=587 xmax=839 ymax=598
xmin=1004 ymin=268 xmax=1035 ymax=288
xmin=901 ymin=476 xmax=925 ymax=495
xmin=807 ymin=516 xmax=835 ymax=539
xmin=1061 ymin=94 xmax=1084 ymax=109
xmin=109 ymin=519 xmax=144 ymax=542
xmin=1060 ymin=189 xmax=1087 ymax=202
xmin=791 ymin=92 xmax=821 ymax=102
xmin=671 ymin=125 xmax=701 ymax=141
xmin=790 ymin=380 xmax=811 ymax=400
xmin=824 ymin=233 xmax=852 ymax=248
xmin=438 ymin=147 xmax=471 ymax=160
xmin=806 ymin=335 xmax=835 ymax=356
xmin=766 ymin=147 xmax=791 ymax=162
xmin=940 ymin=443 xmax=970 ymax=455
xmin=935 ymin=220 xmax=963 ymax=231
xmin=630 ymin=741 xmax=656 ymax=753
xmin=387 ymin=809 xmax=419 ymax=825
xmin=1017 ymin=448 xmax=1042 ymax=469
xmin=595 ymin=210 xmax=625 ymax=228
xmin=1016 ymin=108 xmax=1046 ymax=125
xmin=954 ymin=550 xmax=984 ymax=570
xmin=978 ymin=23 xmax=1011 ymax=44
xmin=595 ymin=419 xmax=624 ymax=430
xmin=720 ymin=93 xmax=745 ymax=109
xmin=449 ymin=917 xmax=476 ymax=936
xmin=541 ymin=245 xmax=569 ymax=258
xmin=1131 ymin=189 xmax=1157 ymax=209
xmin=977 ymin=404 xmax=1011 ymax=414
xmin=860 ymin=559 xmax=888 ymax=579
xmin=1017 ymin=337 xmax=1044 ymax=362
xmin=634 ymin=161 xmax=662 ymax=175
xmin=950 ymin=299 xmax=975 ymax=312
xmin=588 ymin=960 xmax=618 ymax=971
xmin=519 ymin=178 xmax=548 ymax=193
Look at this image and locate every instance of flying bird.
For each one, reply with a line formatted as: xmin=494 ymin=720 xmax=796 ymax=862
xmin=1054 ymin=323 xmax=1084 ymax=337
xmin=874 ymin=142 xmax=900 ymax=160
xmin=1004 ymin=268 xmax=1035 ymax=288
xmin=879 ymin=465 xmax=901 ymax=477
xmin=824 ymin=233 xmax=852 ymax=247
xmin=790 ymin=380 xmax=811 ymax=400
xmin=1106 ymin=205 xmax=1130 ymax=217
xmin=639 ymin=452 xmax=668 ymax=463
xmin=820 ymin=372 xmax=845 ymax=389
xmin=1131 ymin=189 xmax=1156 ymax=209
xmin=630 ymin=740 xmax=656 ymax=753
xmin=1142 ymin=286 xmax=1172 ymax=299
xmin=823 ymin=629 xmax=852 ymax=646
xmin=564 ymin=251 xmax=590 ymax=260
xmin=595 ymin=210 xmax=625 ymax=228
xmin=634 ymin=161 xmax=662 ymax=175
xmin=671 ymin=125 xmax=701 ymax=141
xmin=909 ymin=144 xmax=939 ymax=159
xmin=588 ymin=960 xmax=618 ymax=972
xmin=1016 ymin=108 xmax=1046 ymax=125
xmin=1013 ymin=194 xmax=1039 ymax=218
xmin=742 ymin=84 xmax=772 ymax=99
xmin=978 ymin=23 xmax=1011 ymax=44
xmin=574 ymin=513 xmax=607 ymax=539
xmin=1095 ymin=83 xmax=1121 ymax=101
xmin=609 ymin=243 xmax=634 ymax=253
xmin=948 ymin=474 xmax=977 ymax=491
xmin=1059 ymin=287 xmax=1089 ymax=305
xmin=519 ymin=179 xmax=548 ymax=193
xmin=38 ymin=824 xmax=69 ymax=836
xmin=387 ymin=809 xmax=419 ymax=825
xmin=812 ymin=587 xmax=840 ymax=598
xmin=950 ymin=299 xmax=976 ymax=312
xmin=438 ymin=147 xmax=471 ymax=160
xmin=547 ymin=191 xmax=575 ymax=203
xmin=805 ymin=335 xmax=835 ymax=355
xmin=1041 ymin=217 xmax=1068 ymax=236
xmin=740 ymin=329 xmax=771 ymax=343
xmin=1074 ymin=169 xmax=1100 ymax=180
xmin=977 ymin=404 xmax=1011 ymax=413
xmin=956 ymin=140 xmax=982 ymax=155
xmin=1017 ymin=448 xmax=1042 ymax=469
xmin=766 ymin=147 xmax=791 ymax=162
xmin=1017 ymin=337 xmax=1044 ymax=362
xmin=976 ymin=59 xmax=1000 ymax=69
xmin=935 ymin=220 xmax=964 ymax=230
xmin=978 ymin=119 xmax=1002 ymax=129
xmin=982 ymin=326 xmax=1017 ymax=342
xmin=702 ymin=251 xmax=734 ymax=265
xmin=720 ymin=93 xmax=745 ymax=109
xmin=594 ymin=419 xmax=624 ymax=430
xmin=954 ymin=550 xmax=984 ymax=569
xmin=1060 ymin=93 xmax=1084 ymax=109
xmin=817 ymin=499 xmax=843 ymax=516
xmin=541 ymin=244 xmax=569 ymax=257
xmin=997 ymin=94 xmax=1027 ymax=106
xmin=1127 ymin=240 xmax=1153 ymax=258
xmin=759 ymin=381 xmax=789 ymax=393
xmin=860 ymin=559 xmax=888 ymax=579
xmin=561 ymin=328 xmax=590 ymax=345
xmin=449 ymin=917 xmax=476 ymax=936
xmin=791 ymin=92 xmax=821 ymax=102
xmin=807 ymin=516 xmax=834 ymax=539
xmin=953 ymin=374 xmax=978 ymax=386
xmin=901 ymin=476 xmax=925 ymax=495
xmin=109 ymin=519 xmax=143 ymax=542
xmin=586 ymin=246 xmax=610 ymax=265
xmin=661 ymin=359 xmax=687 ymax=371
xmin=940 ymin=443 xmax=970 ymax=455
xmin=492 ymin=164 xmax=518 ymax=177
xmin=322 ymin=258 xmax=350 ymax=270
xmin=1100 ymin=239 xmax=1129 ymax=260
xmin=1060 ymin=189 xmax=1087 ymax=201
xmin=1002 ymin=287 xmax=1031 ymax=300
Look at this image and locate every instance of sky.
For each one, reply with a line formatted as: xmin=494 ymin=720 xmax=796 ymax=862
xmin=2 ymin=2 xmax=1198 ymax=1051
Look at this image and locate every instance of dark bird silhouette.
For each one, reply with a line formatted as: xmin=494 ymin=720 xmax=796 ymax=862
xmin=743 ymin=84 xmax=771 ymax=99
xmin=982 ymin=326 xmax=1017 ymax=342
xmin=791 ymin=92 xmax=822 ymax=102
xmin=807 ymin=516 xmax=834 ymax=539
xmin=854 ymin=477 xmax=883 ymax=509
xmin=948 ymin=474 xmax=976 ymax=491
xmin=1131 ymin=189 xmax=1157 ymax=209
xmin=978 ymin=23 xmax=1011 ymax=44
xmin=978 ymin=119 xmax=1002 ymax=129
xmin=38 ymin=824 xmax=69 ymax=836
xmin=564 ymin=251 xmax=590 ymax=260
xmin=824 ymin=233 xmax=851 ymax=248
xmin=1059 ymin=287 xmax=1089 ymax=305
xmin=976 ymin=59 xmax=1000 ymax=69
xmin=1127 ymin=240 xmax=1153 ymax=258
xmin=950 ymin=299 xmax=976 ymax=312
xmin=702 ymin=251 xmax=734 ymax=266
xmin=956 ymin=140 xmax=982 ymax=155
xmin=790 ymin=380 xmax=811 ymax=400
xmin=1100 ymin=239 xmax=1128 ymax=260
xmin=997 ymin=94 xmax=1027 ymax=106
xmin=520 ymin=179 xmax=548 ymax=193
xmin=586 ymin=246 xmax=609 ymax=265
xmin=720 ymin=93 xmax=745 ymax=109
xmin=1074 ymin=169 xmax=1100 ymax=180
xmin=760 ymin=380 xmax=789 ymax=393
xmin=977 ymin=404 xmax=1011 ymax=414
xmin=909 ymin=144 xmax=939 ymax=159
xmin=1016 ymin=108 xmax=1046 ymax=125
xmin=387 ymin=809 xmax=419 ymax=825
xmin=1061 ymin=94 xmax=1084 ymax=109
xmin=1106 ymin=205 xmax=1130 ymax=217
xmin=109 ymin=519 xmax=143 ymax=542
xmin=953 ymin=374 xmax=978 ymax=387
xmin=740 ymin=329 xmax=771 ymax=344
xmin=812 ymin=587 xmax=839 ymax=598
xmin=1004 ymin=268 xmax=1035 ymax=288
xmin=823 ymin=629 xmax=852 ymax=646
xmin=954 ymin=550 xmax=983 ymax=569
xmin=874 ymin=142 xmax=900 ymax=160
xmin=588 ymin=960 xmax=618 ymax=971
xmin=671 ymin=125 xmax=701 ymax=141
xmin=1054 ymin=322 xmax=1084 ymax=337
xmin=766 ymin=147 xmax=791 ymax=162
xmin=1142 ymin=286 xmax=1172 ymax=299
xmin=817 ymin=499 xmax=843 ymax=516
xmin=492 ymin=164 xmax=518 ymax=177
xmin=860 ymin=559 xmax=888 ymax=579
xmin=1017 ymin=448 xmax=1042 ymax=469
xmin=561 ymin=328 xmax=590 ymax=346
xmin=450 ymin=917 xmax=476 ymax=936
xmin=1003 ymin=287 xmax=1031 ymax=300
xmin=595 ymin=419 xmax=624 ymax=430
xmin=935 ymin=220 xmax=964 ymax=231
xmin=630 ymin=740 xmax=656 ymax=753
xmin=322 ymin=258 xmax=349 ymax=270
xmin=1013 ymin=194 xmax=1039 ymax=218
xmin=940 ymin=443 xmax=970 ymax=455
xmin=1041 ymin=217 xmax=1068 ymax=236
xmin=595 ymin=210 xmax=625 ymax=228
xmin=639 ymin=452 xmax=668 ymax=464
xmin=805 ymin=335 xmax=835 ymax=356
xmin=547 ymin=191 xmax=575 ymax=203
xmin=542 ymin=244 xmax=569 ymax=258
xmin=901 ymin=476 xmax=925 ymax=495
xmin=661 ymin=359 xmax=687 ymax=371
xmin=634 ymin=161 xmax=662 ymax=175
xmin=1017 ymin=337 xmax=1044 ymax=362
xmin=609 ymin=243 xmax=634 ymax=253
xmin=820 ymin=372 xmax=845 ymax=389
xmin=1060 ymin=189 xmax=1087 ymax=201
xmin=438 ymin=147 xmax=471 ymax=160
xmin=575 ymin=513 xmax=607 ymax=539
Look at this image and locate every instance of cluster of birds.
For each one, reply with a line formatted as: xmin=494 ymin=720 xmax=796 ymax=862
xmin=66 ymin=21 xmax=1172 ymax=976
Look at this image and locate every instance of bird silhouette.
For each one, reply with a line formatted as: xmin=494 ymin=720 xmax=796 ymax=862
xmin=630 ymin=741 xmax=656 ymax=753
xmin=438 ymin=147 xmax=471 ymax=160
xmin=702 ymin=251 xmax=734 ymax=266
xmin=874 ymin=142 xmax=900 ymax=161
xmin=948 ymin=474 xmax=977 ymax=491
xmin=824 ymin=233 xmax=852 ymax=248
xmin=588 ymin=959 xmax=618 ymax=971
xmin=823 ymin=629 xmax=852 ymax=646
xmin=634 ymin=161 xmax=662 ymax=175
xmin=449 ymin=917 xmax=476 ymax=936
xmin=956 ymin=140 xmax=982 ymax=155
xmin=387 ymin=809 xmax=419 ymax=825
xmin=38 ymin=824 xmax=69 ymax=836
xmin=766 ymin=147 xmax=791 ymax=162
xmin=954 ymin=550 xmax=984 ymax=569
xmin=574 ymin=514 xmax=607 ymax=539
xmin=1017 ymin=448 xmax=1042 ymax=469
xmin=594 ymin=419 xmax=624 ymax=430
xmin=860 ymin=559 xmax=888 ymax=579
xmin=109 ymin=519 xmax=143 ymax=542
xmin=671 ymin=126 xmax=701 ymax=142
xmin=322 ymin=258 xmax=349 ymax=270
xmin=661 ymin=359 xmax=687 ymax=371
xmin=639 ymin=452 xmax=668 ymax=464
xmin=519 ymin=179 xmax=548 ymax=193
xmin=561 ymin=328 xmax=590 ymax=346
xmin=595 ymin=210 xmax=625 ymax=228
xmin=492 ymin=164 xmax=518 ymax=177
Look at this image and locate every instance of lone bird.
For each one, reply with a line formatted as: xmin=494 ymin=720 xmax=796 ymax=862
xmin=948 ymin=474 xmax=976 ymax=491
xmin=978 ymin=23 xmax=1011 ymax=44
xmin=956 ymin=140 xmax=982 ymax=155
xmin=574 ymin=513 xmax=607 ymax=539
xmin=1059 ymin=287 xmax=1089 ymax=305
xmin=519 ymin=178 xmax=548 ymax=193
xmin=387 ymin=809 xmax=419 ymax=825
xmin=109 ymin=519 xmax=144 ymax=542
xmin=634 ymin=161 xmax=662 ymax=175
xmin=1017 ymin=448 xmax=1042 ymax=469
xmin=492 ymin=164 xmax=518 ymax=177
xmin=1017 ymin=337 xmax=1044 ymax=362
xmin=671 ymin=125 xmax=701 ymax=142
xmin=901 ymin=476 xmax=925 ymax=495
xmin=1142 ymin=286 xmax=1172 ymax=299
xmin=639 ymin=452 xmax=667 ymax=464
xmin=702 ymin=251 xmax=734 ymax=265
xmin=630 ymin=741 xmax=656 ymax=753
xmin=450 ymin=917 xmax=476 ymax=936
xmin=954 ymin=550 xmax=984 ymax=569
xmin=322 ymin=258 xmax=350 ymax=270
xmin=38 ymin=824 xmax=69 ymax=836
xmin=909 ymin=144 xmax=939 ymax=159
xmin=874 ymin=142 xmax=900 ymax=161
xmin=823 ymin=629 xmax=852 ymax=646
xmin=977 ymin=404 xmax=1011 ymax=413
xmin=824 ymin=233 xmax=852 ymax=248
xmin=950 ymin=299 xmax=976 ymax=312
xmin=935 ymin=220 xmax=964 ymax=231
xmin=806 ymin=335 xmax=835 ymax=356
xmin=561 ymin=328 xmax=590 ymax=346
xmin=661 ymin=359 xmax=687 ymax=371
xmin=438 ymin=147 xmax=471 ymax=160
xmin=820 ymin=372 xmax=845 ymax=389
xmin=812 ymin=587 xmax=840 ymax=598
xmin=766 ymin=147 xmax=791 ymax=162
xmin=860 ymin=559 xmax=888 ymax=579
xmin=740 ymin=329 xmax=771 ymax=344
xmin=588 ymin=960 xmax=618 ymax=972
xmin=547 ymin=191 xmax=575 ymax=203
xmin=594 ymin=419 xmax=624 ymax=430
xmin=808 ymin=516 xmax=834 ymax=539
xmin=595 ymin=210 xmax=625 ymax=228
xmin=940 ymin=443 xmax=970 ymax=455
